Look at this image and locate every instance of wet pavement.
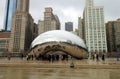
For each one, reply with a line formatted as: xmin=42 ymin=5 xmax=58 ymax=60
xmin=0 ymin=58 xmax=120 ymax=69
xmin=0 ymin=58 xmax=120 ymax=79
xmin=0 ymin=57 xmax=120 ymax=65
xmin=0 ymin=68 xmax=120 ymax=79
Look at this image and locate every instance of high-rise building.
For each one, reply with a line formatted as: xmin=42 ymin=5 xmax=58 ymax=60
xmin=4 ymin=0 xmax=18 ymax=31
xmin=83 ymin=0 xmax=107 ymax=53
xmin=38 ymin=7 xmax=60 ymax=34
xmin=9 ymin=0 xmax=35 ymax=55
xmin=17 ymin=0 xmax=29 ymax=12
xmin=33 ymin=23 xmax=38 ymax=39
xmin=106 ymin=19 xmax=120 ymax=52
xmin=54 ymin=15 xmax=61 ymax=30
xmin=78 ymin=17 xmax=84 ymax=39
xmin=65 ymin=22 xmax=73 ymax=32
xmin=38 ymin=20 xmax=44 ymax=34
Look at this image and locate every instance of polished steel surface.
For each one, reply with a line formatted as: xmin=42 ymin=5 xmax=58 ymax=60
xmin=29 ymin=30 xmax=87 ymax=59
xmin=31 ymin=30 xmax=86 ymax=49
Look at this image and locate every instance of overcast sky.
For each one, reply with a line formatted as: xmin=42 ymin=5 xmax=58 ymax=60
xmin=0 ymin=0 xmax=120 ymax=30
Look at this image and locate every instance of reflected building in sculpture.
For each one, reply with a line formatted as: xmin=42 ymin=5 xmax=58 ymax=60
xmin=29 ymin=30 xmax=88 ymax=59
xmin=4 ymin=0 xmax=18 ymax=31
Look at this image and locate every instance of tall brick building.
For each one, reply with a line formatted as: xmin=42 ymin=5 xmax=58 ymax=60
xmin=38 ymin=7 xmax=60 ymax=34
xmin=106 ymin=19 xmax=120 ymax=53
xmin=8 ymin=0 xmax=36 ymax=55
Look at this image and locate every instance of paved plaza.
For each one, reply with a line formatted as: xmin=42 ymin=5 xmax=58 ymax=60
xmin=0 ymin=58 xmax=120 ymax=79
xmin=0 ymin=57 xmax=120 ymax=69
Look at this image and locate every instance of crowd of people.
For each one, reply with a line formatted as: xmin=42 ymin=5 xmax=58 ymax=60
xmin=26 ymin=54 xmax=70 ymax=62
xmin=6 ymin=52 xmax=119 ymax=62
xmin=91 ymin=53 xmax=105 ymax=61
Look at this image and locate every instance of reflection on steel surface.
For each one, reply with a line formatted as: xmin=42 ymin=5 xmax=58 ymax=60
xmin=29 ymin=30 xmax=88 ymax=59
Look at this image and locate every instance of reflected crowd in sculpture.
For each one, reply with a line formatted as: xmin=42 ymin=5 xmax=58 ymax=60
xmin=28 ymin=30 xmax=88 ymax=59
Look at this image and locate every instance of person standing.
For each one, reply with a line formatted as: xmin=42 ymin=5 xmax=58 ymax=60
xmin=116 ymin=53 xmax=119 ymax=61
xmin=96 ymin=53 xmax=99 ymax=61
xmin=20 ymin=53 xmax=24 ymax=60
xmin=92 ymin=53 xmax=95 ymax=60
xmin=102 ymin=53 xmax=105 ymax=61
xmin=8 ymin=53 xmax=11 ymax=60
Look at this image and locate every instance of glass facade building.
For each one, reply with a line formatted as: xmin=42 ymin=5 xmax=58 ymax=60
xmin=4 ymin=0 xmax=18 ymax=31
xmin=65 ymin=22 xmax=73 ymax=32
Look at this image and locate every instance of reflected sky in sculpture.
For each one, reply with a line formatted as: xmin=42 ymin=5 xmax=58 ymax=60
xmin=31 ymin=30 xmax=86 ymax=49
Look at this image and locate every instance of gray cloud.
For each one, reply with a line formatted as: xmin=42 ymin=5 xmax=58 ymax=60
xmin=0 ymin=0 xmax=120 ymax=30
xmin=94 ymin=0 xmax=120 ymax=21
xmin=29 ymin=0 xmax=85 ymax=30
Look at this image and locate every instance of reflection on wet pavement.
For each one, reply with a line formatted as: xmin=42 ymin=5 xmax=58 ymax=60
xmin=0 ymin=68 xmax=120 ymax=79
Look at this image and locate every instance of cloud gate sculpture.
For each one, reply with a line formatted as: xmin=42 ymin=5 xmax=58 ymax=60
xmin=29 ymin=30 xmax=88 ymax=59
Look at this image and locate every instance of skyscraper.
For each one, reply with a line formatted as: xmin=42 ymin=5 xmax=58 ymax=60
xmin=4 ymin=0 xmax=18 ymax=31
xmin=38 ymin=7 xmax=60 ymax=34
xmin=83 ymin=0 xmax=107 ymax=53
xmin=17 ymin=0 xmax=29 ymax=12
xmin=44 ymin=7 xmax=60 ymax=31
xmin=9 ymin=0 xmax=35 ymax=55
xmin=65 ymin=22 xmax=73 ymax=32
xmin=106 ymin=19 xmax=120 ymax=52
xmin=78 ymin=17 xmax=84 ymax=39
